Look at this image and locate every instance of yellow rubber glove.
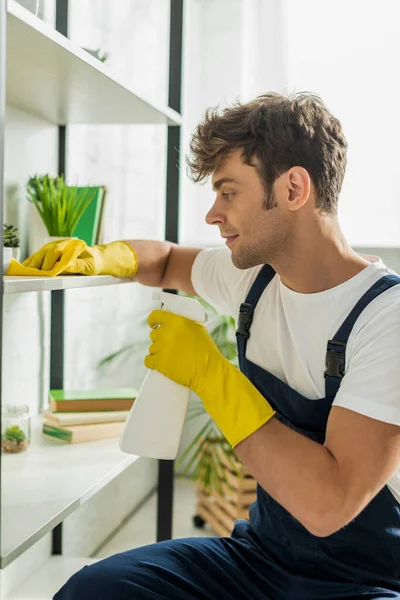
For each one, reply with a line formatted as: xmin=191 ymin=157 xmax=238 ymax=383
xmin=145 ymin=310 xmax=275 ymax=448
xmin=6 ymin=239 xmax=87 ymax=277
xmin=7 ymin=239 xmax=138 ymax=278
xmin=62 ymin=241 xmax=138 ymax=277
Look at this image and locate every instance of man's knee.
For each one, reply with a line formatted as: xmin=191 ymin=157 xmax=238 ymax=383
xmin=53 ymin=555 xmax=140 ymax=600
xmin=54 ymin=563 xmax=96 ymax=600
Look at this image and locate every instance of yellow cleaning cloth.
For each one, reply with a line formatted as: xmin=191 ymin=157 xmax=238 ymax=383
xmin=6 ymin=239 xmax=87 ymax=277
xmin=6 ymin=239 xmax=138 ymax=278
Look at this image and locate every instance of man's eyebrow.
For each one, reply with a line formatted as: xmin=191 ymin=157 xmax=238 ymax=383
xmin=212 ymin=177 xmax=241 ymax=192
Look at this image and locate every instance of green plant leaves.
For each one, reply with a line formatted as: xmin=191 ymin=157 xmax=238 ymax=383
xmin=3 ymin=425 xmax=26 ymax=443
xmin=27 ymin=175 xmax=97 ymax=237
xmin=3 ymin=224 xmax=20 ymax=248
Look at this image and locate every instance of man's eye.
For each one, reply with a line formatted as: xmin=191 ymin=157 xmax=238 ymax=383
xmin=222 ymin=192 xmax=234 ymax=199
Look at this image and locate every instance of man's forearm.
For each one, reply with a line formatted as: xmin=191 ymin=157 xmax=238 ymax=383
xmin=125 ymin=240 xmax=174 ymax=287
xmin=235 ymin=418 xmax=351 ymax=537
xmin=125 ymin=240 xmax=200 ymax=295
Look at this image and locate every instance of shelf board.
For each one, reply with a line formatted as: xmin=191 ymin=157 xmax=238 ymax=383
xmin=1 ymin=416 xmax=138 ymax=567
xmin=3 ymin=274 xmax=136 ymax=294
xmin=6 ymin=1 xmax=181 ymax=126
xmin=7 ymin=556 xmax=98 ymax=599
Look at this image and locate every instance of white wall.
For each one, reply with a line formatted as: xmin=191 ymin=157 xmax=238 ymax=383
xmin=283 ymin=0 xmax=400 ymax=247
xmin=180 ymin=0 xmax=400 ymax=249
xmin=3 ymin=107 xmax=57 ymax=416
xmin=180 ymin=0 xmax=242 ymax=247
xmin=180 ymin=0 xmax=289 ymax=247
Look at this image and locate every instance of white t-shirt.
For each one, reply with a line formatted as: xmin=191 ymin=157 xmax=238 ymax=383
xmin=191 ymin=247 xmax=400 ymax=501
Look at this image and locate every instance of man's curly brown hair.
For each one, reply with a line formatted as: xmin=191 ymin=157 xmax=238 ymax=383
xmin=187 ymin=92 xmax=348 ymax=213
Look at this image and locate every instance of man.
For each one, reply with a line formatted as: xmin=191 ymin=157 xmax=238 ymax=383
xmin=48 ymin=92 xmax=400 ymax=598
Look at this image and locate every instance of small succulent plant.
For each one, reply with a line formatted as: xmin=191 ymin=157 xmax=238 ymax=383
xmin=3 ymin=224 xmax=20 ymax=248
xmin=3 ymin=425 xmax=26 ymax=443
xmin=2 ymin=424 xmax=29 ymax=453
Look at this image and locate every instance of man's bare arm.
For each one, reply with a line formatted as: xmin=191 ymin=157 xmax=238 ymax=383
xmin=235 ymin=407 xmax=400 ymax=537
xmin=125 ymin=240 xmax=201 ymax=296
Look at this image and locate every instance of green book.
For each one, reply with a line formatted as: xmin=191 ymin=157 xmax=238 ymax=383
xmin=72 ymin=186 xmax=106 ymax=246
xmin=43 ymin=421 xmax=124 ymax=443
xmin=50 ymin=389 xmax=137 ymax=401
xmin=43 ymin=423 xmax=72 ymax=442
xmin=49 ymin=388 xmax=138 ymax=413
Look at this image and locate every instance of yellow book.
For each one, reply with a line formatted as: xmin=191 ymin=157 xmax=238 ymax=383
xmin=43 ymin=410 xmax=129 ymax=427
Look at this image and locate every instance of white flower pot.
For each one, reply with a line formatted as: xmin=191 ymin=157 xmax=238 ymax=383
xmin=29 ymin=205 xmax=48 ymax=255
xmin=30 ymin=234 xmax=78 ymax=255
xmin=12 ymin=247 xmax=20 ymax=262
xmin=3 ymin=247 xmax=13 ymax=274
xmin=29 ymin=207 xmax=77 ymax=254
xmin=28 ymin=206 xmax=80 ymax=255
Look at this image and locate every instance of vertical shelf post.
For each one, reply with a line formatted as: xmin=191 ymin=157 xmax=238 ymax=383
xmin=51 ymin=0 xmax=69 ymax=557
xmin=156 ymin=0 xmax=184 ymax=543
xmin=0 ymin=0 xmax=6 ymax=560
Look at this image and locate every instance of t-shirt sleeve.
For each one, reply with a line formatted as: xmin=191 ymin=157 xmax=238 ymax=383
xmin=191 ymin=246 xmax=261 ymax=318
xmin=333 ymin=291 xmax=400 ymax=425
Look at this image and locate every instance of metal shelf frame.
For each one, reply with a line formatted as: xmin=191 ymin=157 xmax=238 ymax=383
xmin=0 ymin=0 xmax=5 ymax=564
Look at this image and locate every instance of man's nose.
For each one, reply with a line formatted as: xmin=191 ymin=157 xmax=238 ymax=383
xmin=205 ymin=200 xmax=225 ymax=225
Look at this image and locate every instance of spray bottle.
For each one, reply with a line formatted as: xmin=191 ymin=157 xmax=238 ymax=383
xmin=120 ymin=290 xmax=207 ymax=460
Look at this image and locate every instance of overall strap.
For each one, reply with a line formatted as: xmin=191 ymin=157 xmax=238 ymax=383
xmin=325 ymin=274 xmax=400 ymax=400
xmin=236 ymin=264 xmax=276 ymax=364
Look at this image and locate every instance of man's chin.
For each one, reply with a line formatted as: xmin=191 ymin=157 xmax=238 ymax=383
xmin=231 ymin=250 xmax=265 ymax=270
xmin=230 ymin=252 xmax=250 ymax=270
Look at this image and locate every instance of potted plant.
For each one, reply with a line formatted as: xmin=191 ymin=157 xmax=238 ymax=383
xmin=3 ymin=223 xmax=20 ymax=273
xmin=26 ymin=174 xmax=97 ymax=252
xmin=1 ymin=425 xmax=29 ymax=453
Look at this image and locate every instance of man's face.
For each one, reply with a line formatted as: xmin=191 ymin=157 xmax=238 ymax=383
xmin=207 ymin=149 xmax=290 ymax=269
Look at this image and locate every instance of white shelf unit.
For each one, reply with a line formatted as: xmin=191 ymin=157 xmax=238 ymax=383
xmin=1 ymin=416 xmax=139 ymax=568
xmin=3 ymin=274 xmax=136 ymax=294
xmin=6 ymin=0 xmax=181 ymax=126
xmin=1 ymin=0 xmax=183 ymax=595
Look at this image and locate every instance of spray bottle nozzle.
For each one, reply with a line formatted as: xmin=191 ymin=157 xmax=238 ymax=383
xmin=152 ymin=290 xmax=207 ymax=323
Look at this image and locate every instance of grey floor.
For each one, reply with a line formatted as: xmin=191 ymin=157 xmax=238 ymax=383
xmin=95 ymin=478 xmax=216 ymax=559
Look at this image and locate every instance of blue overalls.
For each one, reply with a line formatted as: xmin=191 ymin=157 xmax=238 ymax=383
xmin=55 ymin=266 xmax=400 ymax=600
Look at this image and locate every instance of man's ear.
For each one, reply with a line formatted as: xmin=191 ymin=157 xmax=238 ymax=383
xmin=286 ymin=167 xmax=311 ymax=211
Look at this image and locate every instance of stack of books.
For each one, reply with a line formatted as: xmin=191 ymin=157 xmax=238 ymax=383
xmin=42 ymin=388 xmax=137 ymax=444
